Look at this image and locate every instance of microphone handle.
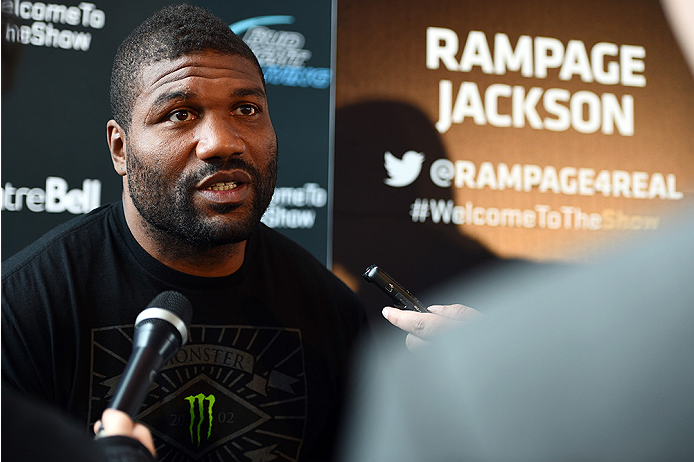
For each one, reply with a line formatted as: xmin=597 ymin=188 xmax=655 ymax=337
xmin=108 ymin=323 xmax=182 ymax=418
xmin=108 ymin=345 xmax=165 ymax=418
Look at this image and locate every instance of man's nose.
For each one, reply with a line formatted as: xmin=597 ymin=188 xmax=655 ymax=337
xmin=195 ymin=114 xmax=245 ymax=160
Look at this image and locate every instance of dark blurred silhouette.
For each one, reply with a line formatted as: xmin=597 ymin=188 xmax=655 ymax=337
xmin=1 ymin=8 xmax=22 ymax=97
xmin=333 ymin=101 xmax=503 ymax=322
xmin=1 ymin=388 xmax=155 ymax=461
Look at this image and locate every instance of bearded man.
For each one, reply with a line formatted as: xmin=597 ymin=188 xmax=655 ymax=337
xmin=1 ymin=5 xmax=367 ymax=462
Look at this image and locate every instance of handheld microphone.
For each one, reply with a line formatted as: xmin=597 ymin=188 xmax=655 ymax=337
xmin=108 ymin=291 xmax=193 ymax=418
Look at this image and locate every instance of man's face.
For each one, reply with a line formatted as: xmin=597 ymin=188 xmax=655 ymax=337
xmin=124 ymin=52 xmax=277 ymax=248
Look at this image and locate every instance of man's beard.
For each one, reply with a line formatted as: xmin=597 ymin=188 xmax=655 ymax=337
xmin=126 ymin=143 xmax=277 ymax=250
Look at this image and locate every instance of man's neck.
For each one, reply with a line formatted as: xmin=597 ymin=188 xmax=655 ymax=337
xmin=123 ymin=200 xmax=247 ymax=277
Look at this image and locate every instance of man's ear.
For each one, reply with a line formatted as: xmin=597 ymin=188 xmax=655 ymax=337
xmin=107 ymin=119 xmax=127 ymax=176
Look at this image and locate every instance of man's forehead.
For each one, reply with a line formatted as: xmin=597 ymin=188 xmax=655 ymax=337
xmin=138 ymin=52 xmax=263 ymax=96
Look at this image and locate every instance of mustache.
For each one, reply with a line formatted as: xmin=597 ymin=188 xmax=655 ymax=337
xmin=184 ymin=158 xmax=262 ymax=186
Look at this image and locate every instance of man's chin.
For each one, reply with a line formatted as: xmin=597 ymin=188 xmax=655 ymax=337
xmin=187 ymin=215 xmax=261 ymax=247
xmin=205 ymin=201 xmax=243 ymax=215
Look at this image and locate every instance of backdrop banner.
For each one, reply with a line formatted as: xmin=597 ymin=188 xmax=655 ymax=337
xmin=1 ymin=0 xmax=334 ymax=264
xmin=332 ymin=0 xmax=694 ymax=317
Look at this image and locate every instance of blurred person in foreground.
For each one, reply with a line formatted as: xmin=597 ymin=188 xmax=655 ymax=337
xmin=2 ymin=387 xmax=156 ymax=461
xmin=341 ymin=211 xmax=694 ymax=460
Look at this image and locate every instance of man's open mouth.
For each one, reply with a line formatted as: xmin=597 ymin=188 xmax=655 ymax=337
xmin=205 ymin=181 xmax=239 ymax=191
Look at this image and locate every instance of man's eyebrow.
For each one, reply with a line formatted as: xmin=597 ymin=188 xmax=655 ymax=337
xmin=150 ymin=90 xmax=194 ymax=109
xmin=149 ymin=87 xmax=266 ymax=109
xmin=233 ymin=87 xmax=267 ymax=100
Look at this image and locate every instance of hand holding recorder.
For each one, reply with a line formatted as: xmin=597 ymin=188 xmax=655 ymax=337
xmin=363 ymin=265 xmax=480 ymax=350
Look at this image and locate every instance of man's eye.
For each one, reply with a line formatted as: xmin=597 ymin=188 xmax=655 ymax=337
xmin=167 ymin=110 xmax=196 ymax=122
xmin=233 ymin=105 xmax=258 ymax=116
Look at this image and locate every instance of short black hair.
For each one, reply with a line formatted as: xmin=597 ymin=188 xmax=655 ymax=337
xmin=110 ymin=3 xmax=263 ymax=131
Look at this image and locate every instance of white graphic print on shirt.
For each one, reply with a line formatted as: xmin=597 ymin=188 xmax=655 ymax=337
xmin=89 ymin=325 xmax=307 ymax=461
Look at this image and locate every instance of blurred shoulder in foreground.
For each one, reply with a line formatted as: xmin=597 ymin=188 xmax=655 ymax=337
xmin=340 ymin=207 xmax=694 ymax=461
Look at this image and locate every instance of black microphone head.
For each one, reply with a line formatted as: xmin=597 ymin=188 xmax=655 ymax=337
xmin=136 ymin=291 xmax=193 ymax=345
xmin=145 ymin=291 xmax=193 ymax=326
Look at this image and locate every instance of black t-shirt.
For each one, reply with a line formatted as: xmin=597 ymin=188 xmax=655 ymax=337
xmin=2 ymin=202 xmax=368 ymax=462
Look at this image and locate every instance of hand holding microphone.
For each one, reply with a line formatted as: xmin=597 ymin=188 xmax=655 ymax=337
xmin=94 ymin=409 xmax=157 ymax=459
xmin=107 ymin=291 xmax=193 ymax=418
xmin=95 ymin=290 xmax=193 ymax=454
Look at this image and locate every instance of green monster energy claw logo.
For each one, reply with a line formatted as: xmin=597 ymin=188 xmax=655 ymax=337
xmin=184 ymin=394 xmax=216 ymax=446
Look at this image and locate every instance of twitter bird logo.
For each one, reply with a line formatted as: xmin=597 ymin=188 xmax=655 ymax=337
xmin=383 ymin=151 xmax=425 ymax=187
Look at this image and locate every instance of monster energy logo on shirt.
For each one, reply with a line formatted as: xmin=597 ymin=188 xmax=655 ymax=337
xmin=185 ymin=394 xmax=216 ymax=446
